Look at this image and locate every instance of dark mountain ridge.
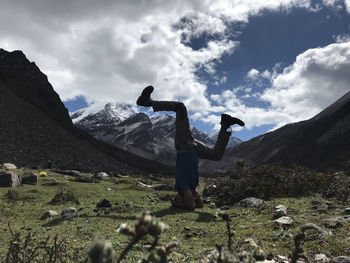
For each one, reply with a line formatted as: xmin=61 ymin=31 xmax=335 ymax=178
xmin=228 ymin=91 xmax=350 ymax=170
xmin=0 ymin=48 xmax=173 ymax=175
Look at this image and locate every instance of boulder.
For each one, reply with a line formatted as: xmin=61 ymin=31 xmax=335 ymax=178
xmin=274 ymin=216 xmax=293 ymax=226
xmin=0 ymin=171 xmax=21 ymax=187
xmin=209 ymin=203 xmax=216 ymax=209
xmin=96 ymin=199 xmax=111 ymax=208
xmin=202 ymin=184 xmax=217 ymax=197
xmin=273 ymin=205 xmax=288 ymax=219
xmin=314 ymin=254 xmax=329 ymax=262
xmin=96 ymin=172 xmax=109 ymax=177
xmin=331 ymin=256 xmax=350 ymax=263
xmin=61 ymin=207 xmax=77 ymax=218
xmin=344 ymin=208 xmax=350 ymax=215
xmin=1 ymin=163 xmax=17 ymax=169
xmin=40 ymin=210 xmax=58 ymax=220
xmin=21 ymin=172 xmax=38 ymax=185
xmin=238 ymin=197 xmax=265 ymax=208
xmin=301 ymin=223 xmax=329 ymax=238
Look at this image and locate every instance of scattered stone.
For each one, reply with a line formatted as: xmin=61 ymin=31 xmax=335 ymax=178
xmin=277 ymin=255 xmax=288 ymax=261
xmin=311 ymin=200 xmax=335 ymax=210
xmin=244 ymin=238 xmax=258 ymax=248
xmin=314 ymin=254 xmax=329 ymax=262
xmin=274 ymin=216 xmax=293 ymax=226
xmin=97 ymin=172 xmax=109 ymax=177
xmin=184 ymin=226 xmax=191 ymax=231
xmin=96 ymin=199 xmax=111 ymax=208
xmin=324 ymin=221 xmax=343 ymax=229
xmin=301 ymin=223 xmax=329 ymax=238
xmin=274 ymin=205 xmax=288 ymax=219
xmin=238 ymin=197 xmax=265 ymax=208
xmin=203 ymin=197 xmax=211 ymax=204
xmin=220 ymin=205 xmax=230 ymax=210
xmin=202 ymin=184 xmax=217 ymax=197
xmin=61 ymin=207 xmax=77 ymax=218
xmin=331 ymin=256 xmax=350 ymax=263
xmin=1 ymin=163 xmax=17 ymax=169
xmin=209 ymin=203 xmax=216 ymax=209
xmin=21 ymin=172 xmax=38 ymax=185
xmin=0 ymin=171 xmax=21 ymax=187
xmin=41 ymin=210 xmax=58 ymax=220
xmin=344 ymin=208 xmax=350 ymax=215
xmin=323 ymin=216 xmax=350 ymax=224
xmin=106 ymin=188 xmax=112 ymax=191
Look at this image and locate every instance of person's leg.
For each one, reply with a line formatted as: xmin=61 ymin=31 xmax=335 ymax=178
xmin=152 ymin=101 xmax=196 ymax=151
xmin=195 ymin=114 xmax=245 ymax=161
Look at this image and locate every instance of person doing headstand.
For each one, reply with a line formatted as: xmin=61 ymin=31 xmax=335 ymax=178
xmin=137 ymin=86 xmax=245 ymax=210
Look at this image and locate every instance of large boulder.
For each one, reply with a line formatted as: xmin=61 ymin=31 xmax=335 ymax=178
xmin=1 ymin=163 xmax=17 ymax=169
xmin=237 ymin=197 xmax=265 ymax=208
xmin=21 ymin=172 xmax=38 ymax=185
xmin=331 ymin=256 xmax=350 ymax=263
xmin=0 ymin=171 xmax=21 ymax=187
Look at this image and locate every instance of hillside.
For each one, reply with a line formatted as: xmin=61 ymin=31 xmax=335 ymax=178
xmin=0 ymin=48 xmax=173 ymax=175
xmin=228 ymin=91 xmax=350 ymax=170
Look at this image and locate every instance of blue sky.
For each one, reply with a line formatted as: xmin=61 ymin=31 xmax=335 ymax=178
xmin=1 ymin=0 xmax=350 ymax=141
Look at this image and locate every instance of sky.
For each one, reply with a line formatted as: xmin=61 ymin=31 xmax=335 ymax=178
xmin=1 ymin=0 xmax=350 ymax=141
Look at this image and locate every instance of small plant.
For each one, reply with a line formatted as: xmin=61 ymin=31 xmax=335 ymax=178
xmin=289 ymin=232 xmax=308 ymax=263
xmin=5 ymin=223 xmax=69 ymax=263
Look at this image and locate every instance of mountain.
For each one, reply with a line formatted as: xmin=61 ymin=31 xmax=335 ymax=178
xmin=227 ymin=91 xmax=350 ymax=170
xmin=72 ymin=103 xmax=229 ymax=166
xmin=0 ymin=48 xmax=173 ymax=174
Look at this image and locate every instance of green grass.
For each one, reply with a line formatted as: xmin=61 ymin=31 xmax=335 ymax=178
xmin=0 ymin=168 xmax=349 ymax=262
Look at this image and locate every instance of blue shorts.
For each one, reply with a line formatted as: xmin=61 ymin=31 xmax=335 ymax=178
xmin=175 ymin=152 xmax=198 ymax=195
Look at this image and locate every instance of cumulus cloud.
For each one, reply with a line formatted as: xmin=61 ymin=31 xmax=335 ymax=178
xmin=208 ymin=41 xmax=350 ymax=132
xmin=0 ymin=0 xmax=319 ymax=109
xmin=1 ymin=0 xmax=349 ymax=137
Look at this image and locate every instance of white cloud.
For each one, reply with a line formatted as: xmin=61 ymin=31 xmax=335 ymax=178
xmin=0 ymin=0 xmax=321 ymax=111
xmin=1 ymin=0 xmax=348 ymax=137
xmin=345 ymin=0 xmax=350 ymax=13
xmin=246 ymin=69 xmax=260 ymax=80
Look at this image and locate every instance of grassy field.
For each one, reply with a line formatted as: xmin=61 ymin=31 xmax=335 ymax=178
xmin=0 ymin=168 xmax=349 ymax=262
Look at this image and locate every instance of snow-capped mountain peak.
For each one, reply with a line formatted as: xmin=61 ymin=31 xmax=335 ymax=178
xmin=71 ymin=102 xmax=136 ymax=124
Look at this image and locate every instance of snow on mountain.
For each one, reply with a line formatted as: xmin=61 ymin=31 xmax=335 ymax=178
xmin=72 ymin=102 xmax=242 ymax=167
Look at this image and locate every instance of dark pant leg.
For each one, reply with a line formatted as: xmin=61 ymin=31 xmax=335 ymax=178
xmin=152 ymin=101 xmax=196 ymax=151
xmin=195 ymin=126 xmax=231 ymax=161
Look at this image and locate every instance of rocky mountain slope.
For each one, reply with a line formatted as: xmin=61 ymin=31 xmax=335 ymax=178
xmin=0 ymin=48 xmax=173 ymax=175
xmin=227 ymin=91 xmax=350 ymax=170
xmin=72 ymin=103 xmax=242 ymax=166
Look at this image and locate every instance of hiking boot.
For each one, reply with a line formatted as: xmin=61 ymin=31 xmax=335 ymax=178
xmin=220 ymin=114 xmax=245 ymax=128
xmin=136 ymin=85 xmax=154 ymax=106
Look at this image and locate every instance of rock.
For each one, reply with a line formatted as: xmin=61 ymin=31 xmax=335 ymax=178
xmin=311 ymin=200 xmax=335 ymax=210
xmin=61 ymin=207 xmax=77 ymax=218
xmin=244 ymin=238 xmax=258 ymax=248
xmin=323 ymin=216 xmax=350 ymax=224
xmin=209 ymin=203 xmax=216 ymax=209
xmin=0 ymin=171 xmax=21 ymax=187
xmin=96 ymin=199 xmax=111 ymax=208
xmin=331 ymin=256 xmax=350 ymax=263
xmin=274 ymin=205 xmax=288 ymax=219
xmin=344 ymin=208 xmax=350 ymax=215
xmin=274 ymin=216 xmax=293 ymax=226
xmin=301 ymin=223 xmax=329 ymax=238
xmin=202 ymin=184 xmax=217 ymax=197
xmin=55 ymin=170 xmax=82 ymax=177
xmin=106 ymin=188 xmax=112 ymax=191
xmin=238 ymin=197 xmax=265 ymax=208
xmin=314 ymin=254 xmax=329 ymax=262
xmin=324 ymin=221 xmax=343 ymax=229
xmin=97 ymin=172 xmax=109 ymax=177
xmin=21 ymin=172 xmax=38 ymax=185
xmin=1 ymin=163 xmax=17 ymax=169
xmin=40 ymin=210 xmax=58 ymax=220
xmin=220 ymin=205 xmax=230 ymax=210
